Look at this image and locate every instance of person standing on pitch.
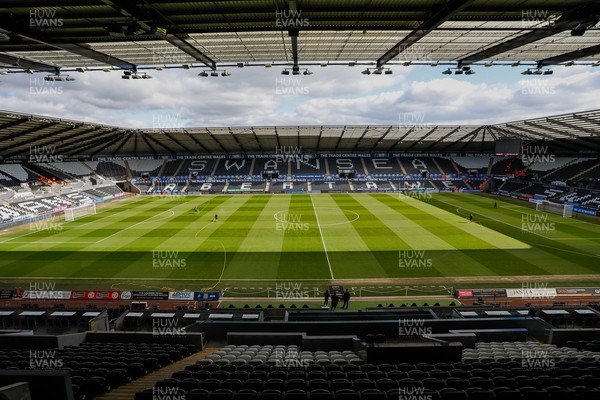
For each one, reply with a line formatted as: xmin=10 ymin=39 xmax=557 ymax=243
xmin=214 ymin=214 xmax=218 ymax=222
xmin=342 ymin=289 xmax=351 ymax=309
xmin=323 ymin=289 xmax=330 ymax=306
xmin=331 ymin=293 xmax=339 ymax=311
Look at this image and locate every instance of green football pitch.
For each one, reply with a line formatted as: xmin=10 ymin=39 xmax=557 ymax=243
xmin=0 ymin=193 xmax=599 ymax=291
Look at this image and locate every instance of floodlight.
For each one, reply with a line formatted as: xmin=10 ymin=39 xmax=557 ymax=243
xmin=564 ymin=61 xmax=574 ymax=67
xmin=442 ymin=69 xmax=452 ymax=75
xmin=511 ymin=61 xmax=520 ymax=67
xmin=221 ymin=71 xmax=231 ymax=76
xmin=210 ymin=71 xmax=219 ymax=77
xmin=593 ymin=61 xmax=600 ymax=67
xmin=533 ymin=69 xmax=543 ymax=75
xmin=465 ymin=69 xmax=476 ymax=75
xmin=384 ymin=69 xmax=392 ymax=75
xmin=281 ymin=70 xmax=290 ymax=75
xmin=265 ymin=63 xmax=272 ymax=68
xmin=320 ymin=63 xmax=328 ymax=67
xmin=484 ymin=61 xmax=493 ymax=67
xmin=361 ymin=69 xmax=371 ymax=75
xmin=430 ymin=61 xmax=439 ymax=67
xmin=403 ymin=61 xmax=411 ymax=66
xmin=571 ymin=23 xmax=588 ymax=36
xmin=373 ymin=68 xmax=383 ymax=75
xmin=543 ymin=69 xmax=553 ymax=75
xmin=198 ymin=71 xmax=208 ymax=77
xmin=303 ymin=69 xmax=313 ymax=75
xmin=521 ymin=69 xmax=533 ymax=75
xmin=454 ymin=69 xmax=463 ymax=75
xmin=182 ymin=64 xmax=191 ymax=69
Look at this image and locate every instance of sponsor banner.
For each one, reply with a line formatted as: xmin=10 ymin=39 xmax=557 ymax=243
xmin=506 ymin=288 xmax=557 ymax=298
xmin=70 ymin=290 xmax=120 ymax=300
xmin=168 ymin=291 xmax=195 ymax=300
xmin=24 ymin=291 xmax=72 ymax=299
xmin=0 ymin=289 xmax=15 ymax=299
xmin=194 ymin=292 xmax=220 ymax=301
xmin=127 ymin=291 xmax=170 ymax=300
xmin=456 ymin=289 xmax=507 ymax=299
xmin=573 ymin=207 xmax=597 ymax=216
xmin=556 ymin=288 xmax=600 ymax=297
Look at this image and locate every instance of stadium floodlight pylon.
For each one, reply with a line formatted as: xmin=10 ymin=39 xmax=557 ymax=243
xmin=536 ymin=200 xmax=573 ymax=218
xmin=64 ymin=203 xmax=96 ymax=222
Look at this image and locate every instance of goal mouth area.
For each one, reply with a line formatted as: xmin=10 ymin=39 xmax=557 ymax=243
xmin=64 ymin=203 xmax=97 ymax=222
xmin=535 ymin=200 xmax=574 ymax=218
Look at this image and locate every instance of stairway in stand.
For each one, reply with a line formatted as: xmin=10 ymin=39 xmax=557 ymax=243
xmin=95 ymin=348 xmax=217 ymax=400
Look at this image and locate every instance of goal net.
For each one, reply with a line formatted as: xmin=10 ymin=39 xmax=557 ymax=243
xmin=536 ymin=200 xmax=573 ymax=218
xmin=64 ymin=203 xmax=96 ymax=222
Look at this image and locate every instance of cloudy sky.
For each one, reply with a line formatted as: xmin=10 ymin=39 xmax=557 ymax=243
xmin=0 ymin=64 xmax=599 ymax=129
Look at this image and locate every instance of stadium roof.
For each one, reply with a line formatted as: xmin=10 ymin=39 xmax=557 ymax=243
xmin=0 ymin=0 xmax=600 ymax=74
xmin=1 ymin=108 xmax=600 ymax=159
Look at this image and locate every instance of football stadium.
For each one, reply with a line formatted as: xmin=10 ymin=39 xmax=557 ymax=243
xmin=1 ymin=1 xmax=600 ymax=399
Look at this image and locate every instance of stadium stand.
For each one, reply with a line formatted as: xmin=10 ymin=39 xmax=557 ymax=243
xmin=0 ymin=205 xmax=22 ymax=221
xmin=46 ymin=162 xmax=94 ymax=177
xmin=128 ymin=159 xmax=165 ymax=177
xmin=0 ymin=163 xmax=36 ymax=183
xmin=544 ymin=159 xmax=599 ymax=181
xmin=94 ymin=161 xmax=128 ymax=179
xmin=11 ymin=196 xmax=74 ymax=214
xmin=187 ymin=181 xmax=226 ymax=193
xmin=270 ymin=181 xmax=309 ymax=193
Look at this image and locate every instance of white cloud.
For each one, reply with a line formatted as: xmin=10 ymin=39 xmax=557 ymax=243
xmin=0 ymin=65 xmax=598 ymax=128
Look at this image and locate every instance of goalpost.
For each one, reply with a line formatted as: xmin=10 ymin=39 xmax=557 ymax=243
xmin=536 ymin=200 xmax=574 ymax=218
xmin=64 ymin=203 xmax=97 ymax=222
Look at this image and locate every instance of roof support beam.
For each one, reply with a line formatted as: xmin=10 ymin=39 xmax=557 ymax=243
xmin=404 ymin=127 xmax=438 ymax=152
xmin=437 ymin=127 xmax=481 ymax=152
xmin=185 ymin=130 xmax=211 ymax=154
xmin=205 ymin=128 xmax=228 ymax=153
xmin=0 ymin=52 xmax=59 ymax=72
xmin=63 ymin=130 xmax=124 ymax=156
xmin=377 ymin=0 xmax=475 ymax=68
xmin=420 ymin=126 xmax=461 ymax=152
xmin=461 ymin=4 xmax=600 ymax=65
xmin=102 ymin=0 xmax=216 ymax=69
xmin=333 ymin=127 xmax=347 ymax=153
xmin=250 ymin=127 xmax=263 ymax=153
xmin=18 ymin=35 xmax=137 ymax=70
xmin=370 ymin=126 xmax=393 ymax=152
xmin=142 ymin=132 xmax=178 ymax=155
xmin=53 ymin=128 xmax=121 ymax=155
xmin=0 ymin=124 xmax=78 ymax=154
xmin=165 ymin=34 xmax=216 ymax=70
xmin=387 ymin=127 xmax=416 ymax=151
xmin=162 ymin=131 xmax=195 ymax=154
xmin=139 ymin=132 xmax=157 ymax=155
xmin=538 ymin=43 xmax=600 ymax=67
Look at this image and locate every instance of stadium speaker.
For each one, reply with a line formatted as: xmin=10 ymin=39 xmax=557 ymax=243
xmin=421 ymin=170 xmax=428 ymax=178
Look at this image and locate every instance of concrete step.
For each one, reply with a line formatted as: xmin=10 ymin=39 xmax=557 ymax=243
xmin=94 ymin=348 xmax=218 ymax=400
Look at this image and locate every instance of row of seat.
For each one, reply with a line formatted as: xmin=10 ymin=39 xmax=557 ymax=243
xmin=462 ymin=342 xmax=600 ymax=363
xmin=135 ymin=386 xmax=600 ymax=400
